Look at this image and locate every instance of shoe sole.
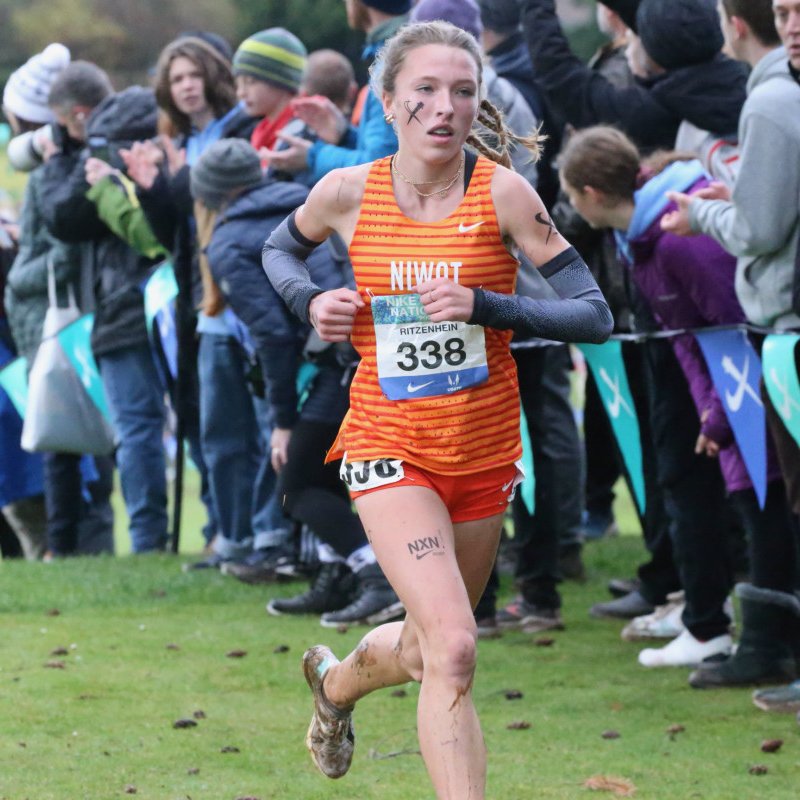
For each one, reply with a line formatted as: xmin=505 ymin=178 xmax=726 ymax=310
xmin=319 ymin=601 xmax=406 ymax=629
xmin=751 ymin=696 xmax=800 ymax=713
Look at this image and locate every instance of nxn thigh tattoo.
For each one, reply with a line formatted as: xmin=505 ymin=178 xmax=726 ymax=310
xmin=406 ymin=535 xmax=445 ymax=561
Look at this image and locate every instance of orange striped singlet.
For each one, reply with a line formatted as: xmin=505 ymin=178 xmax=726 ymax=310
xmin=325 ymin=153 xmax=522 ymax=475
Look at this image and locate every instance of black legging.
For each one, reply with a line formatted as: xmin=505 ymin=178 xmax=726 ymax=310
xmin=279 ymin=419 xmax=367 ymax=559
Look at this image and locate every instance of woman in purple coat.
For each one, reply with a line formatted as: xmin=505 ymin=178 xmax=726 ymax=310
xmin=560 ymin=126 xmax=799 ymax=687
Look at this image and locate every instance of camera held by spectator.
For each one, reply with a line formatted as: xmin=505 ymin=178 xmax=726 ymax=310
xmin=6 ymin=124 xmax=56 ymax=172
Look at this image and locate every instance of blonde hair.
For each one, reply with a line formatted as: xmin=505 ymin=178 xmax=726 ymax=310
xmin=370 ymin=20 xmax=543 ymax=167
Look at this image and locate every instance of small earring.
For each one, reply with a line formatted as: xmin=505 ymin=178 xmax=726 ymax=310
xmin=384 ymin=112 xmax=395 ymax=124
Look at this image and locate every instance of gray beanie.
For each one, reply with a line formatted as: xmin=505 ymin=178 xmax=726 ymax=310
xmin=477 ymin=0 xmax=520 ymax=34
xmin=190 ymin=138 xmax=263 ymax=210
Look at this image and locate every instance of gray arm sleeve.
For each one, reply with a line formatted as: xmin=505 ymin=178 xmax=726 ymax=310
xmin=262 ymin=210 xmax=324 ymax=324
xmin=469 ymin=246 xmax=613 ymax=343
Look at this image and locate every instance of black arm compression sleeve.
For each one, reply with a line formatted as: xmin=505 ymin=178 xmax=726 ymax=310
xmin=469 ymin=246 xmax=613 ymax=343
xmin=262 ymin=210 xmax=324 ymax=324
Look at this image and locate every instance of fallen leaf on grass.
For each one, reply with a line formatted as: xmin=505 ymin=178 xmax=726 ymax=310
xmin=226 ymin=649 xmax=247 ymax=658
xmin=50 ymin=647 xmax=69 ymax=656
xmin=44 ymin=660 xmax=65 ymax=669
xmin=749 ymin=764 xmax=768 ymax=775
xmin=18 ymin=742 xmax=26 ymax=748
xmin=391 ymin=689 xmax=407 ymax=698
xmin=124 ymin=785 xmax=137 ymax=794
xmin=666 ymin=724 xmax=685 ymax=737
xmin=601 ymin=730 xmax=621 ymax=740
xmin=46 ymin=608 xmax=61 ymax=617
xmin=534 ymin=637 xmax=555 ymax=647
xmin=187 ymin=768 xmax=200 ymax=775
xmin=504 ymin=689 xmax=523 ymax=700
xmin=506 ymin=721 xmax=531 ymax=730
xmin=336 ymin=624 xmax=349 ymax=634
xmin=150 ymin=589 xmax=167 ymax=597
xmin=761 ymin=739 xmax=783 ymax=753
xmin=172 ymin=719 xmax=198 ymax=729
xmin=273 ymin=645 xmax=290 ymax=654
xmin=583 ymin=775 xmax=637 ymax=796
xmin=193 ymin=710 xmax=206 ymax=720
xmin=166 ymin=643 xmax=181 ymax=651
xmin=220 ymin=745 xmax=240 ymax=753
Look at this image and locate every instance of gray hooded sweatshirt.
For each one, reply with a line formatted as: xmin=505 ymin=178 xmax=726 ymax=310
xmin=689 ymin=46 xmax=800 ymax=329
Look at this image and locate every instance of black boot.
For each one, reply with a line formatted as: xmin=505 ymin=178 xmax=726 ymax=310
xmin=266 ymin=562 xmax=356 ymax=616
xmin=689 ymin=584 xmax=800 ymax=689
xmin=319 ymin=562 xmax=404 ymax=627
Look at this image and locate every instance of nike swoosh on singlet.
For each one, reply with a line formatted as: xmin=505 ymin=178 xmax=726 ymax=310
xmin=458 ymin=221 xmax=485 ymax=233
xmin=501 ymin=479 xmax=515 ymax=492
xmin=407 ymin=381 xmax=435 ymax=393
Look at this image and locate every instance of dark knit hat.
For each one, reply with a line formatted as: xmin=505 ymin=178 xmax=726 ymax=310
xmin=477 ymin=0 xmax=520 ymax=34
xmin=363 ymin=0 xmax=412 ymax=14
xmin=190 ymin=138 xmax=263 ymax=210
xmin=636 ymin=0 xmax=723 ymax=70
xmin=233 ymin=28 xmax=307 ymax=93
xmin=411 ymin=0 xmax=483 ymax=40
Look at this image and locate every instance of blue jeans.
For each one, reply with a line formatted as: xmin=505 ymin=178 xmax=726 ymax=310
xmin=199 ymin=334 xmax=287 ymax=559
xmin=99 ymin=344 xmax=168 ymax=552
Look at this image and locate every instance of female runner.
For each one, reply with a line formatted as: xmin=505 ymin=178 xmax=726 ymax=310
xmin=263 ymin=21 xmax=612 ymax=800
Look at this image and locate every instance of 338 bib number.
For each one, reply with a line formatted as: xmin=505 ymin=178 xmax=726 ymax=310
xmin=396 ymin=338 xmax=466 ymax=371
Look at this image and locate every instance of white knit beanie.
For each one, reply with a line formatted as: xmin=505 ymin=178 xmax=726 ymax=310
xmin=2 ymin=43 xmax=71 ymax=125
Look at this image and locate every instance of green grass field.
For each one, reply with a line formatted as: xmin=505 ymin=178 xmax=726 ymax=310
xmin=2 ymin=481 xmax=799 ymax=800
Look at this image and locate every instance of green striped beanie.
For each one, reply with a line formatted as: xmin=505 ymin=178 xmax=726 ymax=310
xmin=233 ymin=28 xmax=307 ymax=93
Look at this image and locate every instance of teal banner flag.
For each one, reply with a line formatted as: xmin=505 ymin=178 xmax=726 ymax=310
xmin=143 ymin=261 xmax=178 ymax=329
xmin=57 ymin=313 xmax=111 ymax=421
xmin=762 ymin=333 xmax=800 ymax=449
xmin=0 ymin=356 xmax=28 ymax=418
xmin=143 ymin=261 xmax=178 ymax=379
xmin=579 ymin=341 xmax=645 ymax=516
xmin=519 ymin=406 xmax=536 ymax=516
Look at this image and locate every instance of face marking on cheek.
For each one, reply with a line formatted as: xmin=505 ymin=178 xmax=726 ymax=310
xmin=535 ymin=211 xmax=557 ymax=246
xmin=403 ymin=100 xmax=424 ymax=125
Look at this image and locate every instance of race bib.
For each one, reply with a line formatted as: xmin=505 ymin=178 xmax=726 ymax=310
xmin=340 ymin=455 xmax=405 ymax=491
xmin=371 ymin=293 xmax=488 ymax=400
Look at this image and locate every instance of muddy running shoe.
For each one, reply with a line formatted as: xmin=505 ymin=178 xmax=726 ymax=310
xmin=302 ymin=645 xmax=355 ymax=779
xmin=752 ymin=681 xmax=800 ymax=713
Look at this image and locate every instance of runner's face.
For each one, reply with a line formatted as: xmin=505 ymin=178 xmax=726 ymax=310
xmin=383 ymin=44 xmax=479 ymax=163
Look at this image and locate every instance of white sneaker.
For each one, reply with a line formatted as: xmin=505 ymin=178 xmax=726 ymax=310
xmin=638 ymin=629 xmax=732 ymax=668
xmin=622 ymin=592 xmax=685 ymax=642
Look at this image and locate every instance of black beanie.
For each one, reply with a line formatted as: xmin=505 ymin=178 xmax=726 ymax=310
xmin=190 ymin=139 xmax=263 ymax=211
xmin=600 ymin=0 xmax=640 ymax=32
xmin=636 ymin=0 xmax=724 ymax=70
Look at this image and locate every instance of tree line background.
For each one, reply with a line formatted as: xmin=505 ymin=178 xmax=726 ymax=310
xmin=0 ymin=0 xmax=601 ymax=93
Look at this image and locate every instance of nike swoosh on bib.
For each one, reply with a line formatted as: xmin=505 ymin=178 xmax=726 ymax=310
xmin=407 ymin=381 xmax=435 ymax=393
xmin=458 ymin=221 xmax=485 ymax=233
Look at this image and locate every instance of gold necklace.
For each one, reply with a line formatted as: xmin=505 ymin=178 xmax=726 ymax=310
xmin=391 ymin=153 xmax=464 ymax=199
